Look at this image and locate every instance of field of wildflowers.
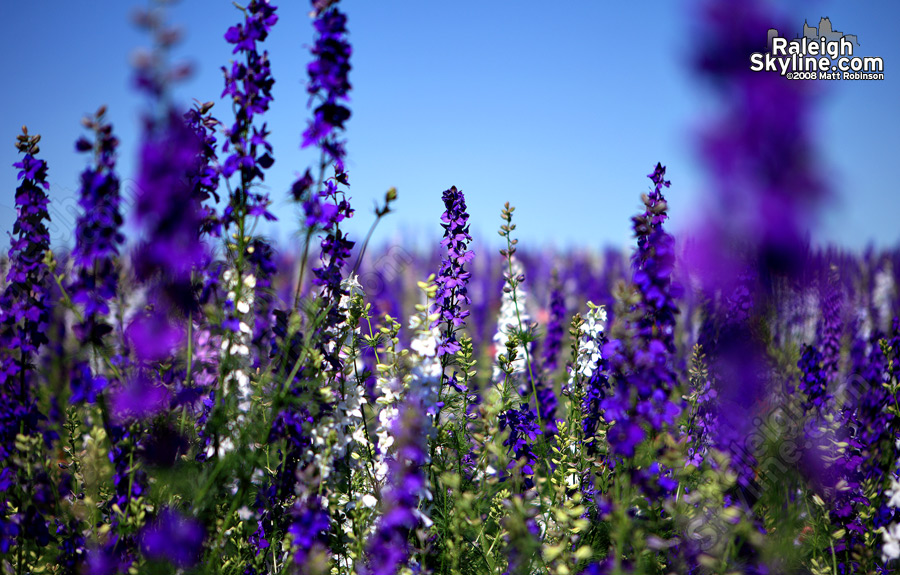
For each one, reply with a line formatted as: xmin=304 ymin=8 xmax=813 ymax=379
xmin=2 ymin=1 xmax=900 ymax=574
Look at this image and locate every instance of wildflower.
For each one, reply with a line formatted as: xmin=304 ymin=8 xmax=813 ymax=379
xmin=221 ymin=0 xmax=278 ymax=226
xmin=498 ymin=404 xmax=540 ymax=488
xmin=600 ymin=164 xmax=682 ymax=458
xmin=541 ymin=272 xmax=566 ymax=374
xmin=432 ymin=185 xmax=474 ymax=357
xmin=493 ymin=258 xmax=530 ymax=381
xmin=362 ymin=396 xmax=429 ymax=575
xmin=302 ymin=2 xmax=352 ymax=170
xmin=139 ymin=508 xmax=205 ymax=568
xmin=69 ymin=107 xmax=125 ymax=324
xmin=0 ymin=128 xmax=52 ymax=391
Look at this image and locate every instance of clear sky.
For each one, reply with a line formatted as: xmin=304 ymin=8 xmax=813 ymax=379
xmin=1 ymin=1 xmax=898 ymax=255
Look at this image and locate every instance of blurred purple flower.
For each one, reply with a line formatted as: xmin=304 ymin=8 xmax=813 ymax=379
xmin=140 ymin=508 xmax=204 ymax=568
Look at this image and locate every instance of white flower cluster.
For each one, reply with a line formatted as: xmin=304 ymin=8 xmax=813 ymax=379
xmin=493 ymin=258 xmax=530 ymax=382
xmin=307 ymin=274 xmax=368 ymax=480
xmin=882 ymin=449 xmax=900 ymax=563
xmin=873 ymin=264 xmax=896 ymax=333
xmin=568 ymin=302 xmax=607 ymax=386
xmin=408 ymin=311 xmax=443 ymax=410
xmin=221 ymin=268 xmax=256 ymax=414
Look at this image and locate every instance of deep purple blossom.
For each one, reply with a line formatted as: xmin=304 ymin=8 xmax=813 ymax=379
xmin=431 ymin=185 xmax=474 ymax=357
xmin=362 ymin=397 xmax=428 ymax=575
xmin=600 ymin=164 xmax=682 ymax=459
xmin=498 ymin=404 xmax=540 ymax=489
xmin=132 ymin=109 xmax=207 ymax=285
xmin=221 ymin=0 xmax=278 ymax=226
xmin=541 ymin=272 xmax=566 ymax=374
xmin=140 ymin=508 xmax=205 ymax=568
xmin=797 ymin=344 xmax=829 ymax=414
xmin=0 ymin=129 xmax=52 ymax=392
xmin=302 ymin=3 xmax=352 ymax=171
xmin=184 ymin=101 xmax=223 ymax=237
xmin=287 ymin=496 xmax=331 ymax=568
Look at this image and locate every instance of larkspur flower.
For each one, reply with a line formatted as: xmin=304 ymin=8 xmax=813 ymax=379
xmin=183 ymin=100 xmax=223 ymax=237
xmin=541 ymin=271 xmax=566 ymax=374
xmin=221 ymin=0 xmax=278 ymax=226
xmin=0 ymin=131 xmax=53 ymax=553
xmin=600 ymin=164 xmax=682 ymax=459
xmin=493 ymin=258 xmax=530 ymax=382
xmin=362 ymin=396 xmax=429 ymax=575
xmin=302 ymin=2 xmax=352 ymax=171
xmin=0 ymin=128 xmax=52 ymax=392
xmin=797 ymin=344 xmax=830 ymax=414
xmin=498 ymin=403 xmax=540 ymax=489
xmin=69 ymin=107 xmax=125 ymax=322
xmin=139 ymin=508 xmax=205 ymax=568
xmin=431 ymin=185 xmax=474 ymax=358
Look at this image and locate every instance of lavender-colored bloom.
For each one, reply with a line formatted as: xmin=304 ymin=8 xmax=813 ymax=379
xmin=311 ymin=180 xmax=356 ymax=374
xmin=0 ymin=133 xmax=52 ymax=551
xmin=687 ymin=0 xmax=829 ymax=287
xmin=140 ymin=507 xmax=205 ymax=568
xmin=817 ymin=275 xmax=843 ymax=384
xmin=431 ymin=185 xmax=474 ymax=357
xmin=184 ymin=100 xmax=223 ymax=237
xmin=69 ymin=361 xmax=108 ymax=405
xmin=362 ymin=397 xmax=428 ymax=575
xmin=55 ymin=519 xmax=86 ymax=575
xmin=797 ymin=344 xmax=829 ymax=414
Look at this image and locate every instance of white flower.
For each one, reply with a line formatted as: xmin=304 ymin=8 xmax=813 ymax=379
xmin=882 ymin=523 xmax=900 ymax=562
xmin=361 ymin=494 xmax=378 ymax=509
xmin=887 ymin=475 xmax=900 ymax=509
xmin=568 ymin=302 xmax=607 ymax=385
xmin=493 ymin=258 xmax=530 ymax=380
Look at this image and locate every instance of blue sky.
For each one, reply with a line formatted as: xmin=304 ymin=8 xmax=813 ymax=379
xmin=1 ymin=1 xmax=898 ymax=255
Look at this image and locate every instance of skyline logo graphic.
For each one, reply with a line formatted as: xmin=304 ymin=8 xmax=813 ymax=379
xmin=750 ymin=17 xmax=884 ymax=81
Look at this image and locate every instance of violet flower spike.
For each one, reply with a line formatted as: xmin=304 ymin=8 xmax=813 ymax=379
xmin=431 ymin=185 xmax=474 ymax=357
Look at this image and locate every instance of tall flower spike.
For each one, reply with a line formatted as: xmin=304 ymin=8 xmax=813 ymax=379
xmin=69 ymin=107 xmax=124 ymax=344
xmin=0 ymin=127 xmax=52 ymax=392
xmin=493 ymin=257 xmax=530 ymax=382
xmin=362 ymin=396 xmax=429 ymax=575
xmin=600 ymin=164 xmax=682 ymax=459
xmin=541 ymin=271 xmax=566 ymax=374
xmin=431 ymin=185 xmax=474 ymax=357
xmin=221 ymin=0 xmax=278 ymax=226
xmin=302 ymin=1 xmax=352 ymax=171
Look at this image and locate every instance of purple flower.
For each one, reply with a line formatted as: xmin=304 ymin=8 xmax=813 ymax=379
xmin=184 ymin=101 xmax=223 ymax=237
xmin=302 ymin=3 xmax=352 ymax=171
xmin=69 ymin=361 xmax=108 ymax=405
xmin=600 ymin=164 xmax=682 ymax=460
xmin=498 ymin=404 xmax=540 ymax=488
xmin=431 ymin=186 xmax=474 ymax=357
xmin=287 ymin=496 xmax=330 ymax=568
xmin=362 ymin=397 xmax=428 ymax=575
xmin=541 ymin=272 xmax=566 ymax=374
xmin=817 ymin=275 xmax=843 ymax=384
xmin=797 ymin=344 xmax=829 ymax=414
xmin=140 ymin=508 xmax=205 ymax=568
xmin=0 ymin=128 xmax=52 ymax=392
xmin=108 ymin=372 xmax=170 ymax=422
xmin=221 ymin=0 xmax=278 ymax=228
